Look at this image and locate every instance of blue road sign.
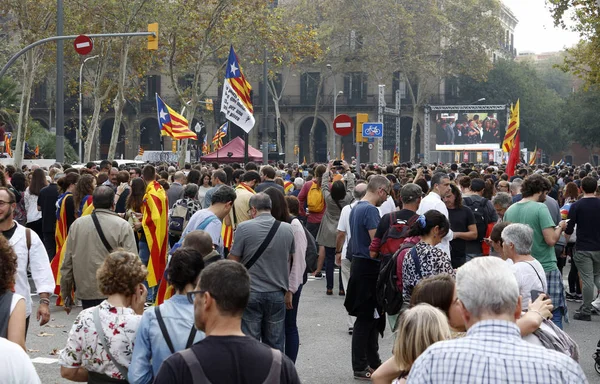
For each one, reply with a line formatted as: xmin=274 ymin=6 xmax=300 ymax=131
xmin=362 ymin=122 xmax=383 ymax=138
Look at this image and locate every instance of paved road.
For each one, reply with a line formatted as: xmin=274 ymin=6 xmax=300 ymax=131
xmin=26 ymin=268 xmax=599 ymax=383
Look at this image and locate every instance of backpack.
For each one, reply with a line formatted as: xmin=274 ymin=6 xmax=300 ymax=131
xmin=463 ymin=196 xmax=490 ymax=241
xmin=307 ymin=182 xmax=324 ymax=213
xmin=169 ymin=200 xmax=192 ymax=236
xmin=292 ymin=217 xmax=318 ymax=273
xmin=376 ymin=237 xmax=419 ymax=315
xmin=378 ymin=213 xmax=418 ymax=261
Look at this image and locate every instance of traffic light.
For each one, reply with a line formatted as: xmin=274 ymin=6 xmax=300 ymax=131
xmin=356 ymin=113 xmax=369 ymax=143
xmin=205 ymin=98 xmax=214 ymax=111
xmin=148 ymin=23 xmax=158 ymax=50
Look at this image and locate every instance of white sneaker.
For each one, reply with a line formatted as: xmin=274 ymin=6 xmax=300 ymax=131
xmin=592 ymin=296 xmax=600 ymax=312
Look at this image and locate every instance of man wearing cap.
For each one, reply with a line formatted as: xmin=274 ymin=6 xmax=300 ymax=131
xmin=463 ymin=178 xmax=498 ymax=260
xmin=369 ymin=183 xmax=422 ymax=258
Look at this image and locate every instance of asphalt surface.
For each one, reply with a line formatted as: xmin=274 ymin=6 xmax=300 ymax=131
xmin=25 ymin=266 xmax=600 ymax=383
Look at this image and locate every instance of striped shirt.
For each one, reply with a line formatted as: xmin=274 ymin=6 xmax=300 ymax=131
xmin=407 ymin=320 xmax=587 ymax=384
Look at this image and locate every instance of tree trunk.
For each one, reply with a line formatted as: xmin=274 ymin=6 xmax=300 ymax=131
xmin=84 ymin=96 xmax=103 ymax=162
xmin=107 ymin=39 xmax=131 ymax=160
xmin=14 ymin=52 xmax=36 ymax=168
xmin=410 ymin=107 xmax=419 ymax=162
xmin=308 ymin=75 xmax=324 ymax=163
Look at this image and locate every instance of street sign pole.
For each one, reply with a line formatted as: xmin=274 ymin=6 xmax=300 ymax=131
xmin=56 ymin=0 xmax=64 ymax=163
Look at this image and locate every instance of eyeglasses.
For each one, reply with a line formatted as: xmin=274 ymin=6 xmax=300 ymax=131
xmin=0 ymin=200 xmax=14 ymax=207
xmin=186 ymin=290 xmax=218 ymax=304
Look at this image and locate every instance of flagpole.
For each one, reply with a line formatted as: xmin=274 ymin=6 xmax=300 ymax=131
xmin=244 ymin=131 xmax=249 ymax=164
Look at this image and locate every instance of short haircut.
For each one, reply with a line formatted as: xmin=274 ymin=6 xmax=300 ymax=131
xmin=492 ymin=192 xmax=512 ymax=209
xmin=212 ymin=169 xmax=227 ymax=184
xmin=130 ymin=167 xmax=142 ymax=177
xmin=99 ymin=160 xmax=112 ymax=171
xmin=249 ymin=192 xmax=272 ymax=211
xmin=366 ymin=175 xmax=390 ymax=193
xmin=285 ymin=195 xmax=300 ymax=216
xmin=520 ymin=174 xmax=551 ymax=198
xmin=394 ymin=304 xmax=450 ymax=374
xmin=510 ymin=178 xmax=522 ymax=193
xmin=184 ymin=183 xmax=199 ymax=198
xmin=183 ymin=230 xmax=214 ymax=257
xmin=232 ymin=169 xmax=244 ymax=183
xmin=97 ymin=250 xmax=147 ymax=297
xmin=581 ymin=176 xmax=597 ymax=194
xmin=93 ymin=185 xmax=116 ymax=209
xmin=210 ymin=185 xmax=236 ymax=205
xmin=260 ymin=165 xmax=276 ymax=179
xmin=431 ymin=172 xmax=449 ymax=189
xmin=117 ymin=170 xmax=130 ymax=184
xmin=501 ymin=223 xmax=533 ymax=255
xmin=142 ymin=165 xmax=156 ymax=181
xmin=242 ymin=170 xmax=261 ymax=184
xmin=173 ymin=171 xmax=185 ymax=181
xmin=490 ymin=221 xmax=511 ymax=244
xmin=353 ymin=182 xmax=368 ymax=200
xmin=86 ymin=161 xmax=96 ymax=169
xmin=245 ymin=162 xmax=258 ymax=171
xmin=199 ymin=260 xmax=250 ymax=316
xmin=456 ymin=257 xmax=519 ymax=318
xmin=187 ymin=170 xmax=201 ymax=185
xmin=166 ymin=247 xmax=204 ymax=292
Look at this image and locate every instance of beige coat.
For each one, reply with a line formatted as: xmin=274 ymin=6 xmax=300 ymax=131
xmin=60 ymin=209 xmax=138 ymax=300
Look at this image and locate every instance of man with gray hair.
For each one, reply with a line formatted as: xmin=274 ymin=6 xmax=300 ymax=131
xmin=335 ymin=181 xmax=368 ymax=334
xmin=407 ymin=257 xmax=587 ymax=383
xmin=501 ymin=223 xmax=547 ymax=311
xmin=492 ymin=192 xmax=512 ymax=221
xmin=228 ymin=192 xmax=295 ymax=353
xmin=510 ymin=177 xmax=523 ymax=203
xmin=167 ymin=171 xmax=185 ymax=207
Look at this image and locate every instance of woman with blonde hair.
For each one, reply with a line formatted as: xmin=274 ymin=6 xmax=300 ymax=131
xmin=372 ymin=304 xmax=450 ymax=383
xmin=59 ymin=250 xmax=148 ymax=383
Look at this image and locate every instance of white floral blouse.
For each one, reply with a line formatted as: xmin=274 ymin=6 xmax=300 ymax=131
xmin=59 ymin=300 xmax=141 ymax=380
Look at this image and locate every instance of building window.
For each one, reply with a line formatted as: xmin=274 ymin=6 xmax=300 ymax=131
xmin=146 ymin=75 xmax=161 ymax=100
xmin=344 ymin=72 xmax=367 ymax=105
xmin=259 ymin=73 xmax=283 ymax=100
xmin=349 ymin=30 xmax=363 ymax=51
xmin=445 ymin=77 xmax=460 ymax=102
xmin=300 ymin=72 xmax=321 ymax=105
xmin=392 ymin=72 xmax=406 ymax=102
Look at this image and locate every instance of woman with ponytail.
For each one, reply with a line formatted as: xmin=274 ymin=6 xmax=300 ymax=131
xmin=402 ymin=210 xmax=454 ymax=304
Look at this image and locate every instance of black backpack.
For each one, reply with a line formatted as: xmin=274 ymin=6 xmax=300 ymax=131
xmin=463 ymin=196 xmax=490 ymax=241
xmin=291 ymin=217 xmax=318 ymax=273
xmin=376 ymin=240 xmax=418 ymax=316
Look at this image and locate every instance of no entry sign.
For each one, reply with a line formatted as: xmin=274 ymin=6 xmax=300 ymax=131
xmin=333 ymin=114 xmax=353 ymax=136
xmin=73 ymin=35 xmax=93 ymax=55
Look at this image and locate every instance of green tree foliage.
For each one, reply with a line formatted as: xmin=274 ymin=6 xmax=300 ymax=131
xmin=562 ymin=87 xmax=600 ymax=151
xmin=457 ymin=60 xmax=568 ymax=154
xmin=548 ymin=0 xmax=600 ymax=86
xmin=0 ymin=77 xmax=20 ymax=125
xmin=25 ymin=120 xmax=78 ymax=163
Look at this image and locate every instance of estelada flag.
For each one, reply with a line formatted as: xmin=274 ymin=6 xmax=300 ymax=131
xmin=392 ymin=145 xmax=400 ymax=165
xmin=156 ymin=94 xmax=197 ymax=140
xmin=529 ymin=145 xmax=537 ymax=166
xmin=220 ymin=46 xmax=255 ymax=133
xmin=50 ymin=192 xmax=73 ymax=305
xmin=142 ymin=180 xmax=168 ymax=288
xmin=202 ymin=135 xmax=209 ymax=154
xmin=77 ymin=195 xmax=93 ymax=217
xmin=502 ymin=99 xmax=520 ymax=153
xmin=284 ymin=181 xmax=294 ymax=194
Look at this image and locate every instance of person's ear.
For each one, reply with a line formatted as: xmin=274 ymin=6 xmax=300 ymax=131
xmin=458 ymin=300 xmax=471 ymax=327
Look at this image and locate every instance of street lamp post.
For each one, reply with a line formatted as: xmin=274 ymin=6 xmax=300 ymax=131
xmin=327 ymin=64 xmax=343 ymax=160
xmin=78 ymin=54 xmax=99 ymax=162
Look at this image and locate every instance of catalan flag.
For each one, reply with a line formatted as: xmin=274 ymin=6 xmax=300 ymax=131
xmin=142 ymin=180 xmax=168 ymax=288
xmin=284 ymin=181 xmax=294 ymax=195
xmin=77 ymin=195 xmax=94 ymax=217
xmin=392 ymin=145 xmax=399 ymax=165
xmin=529 ymin=145 xmax=537 ymax=166
xmin=220 ymin=46 xmax=255 ymax=133
xmin=502 ymin=99 xmax=520 ymax=153
xmin=202 ymin=135 xmax=209 ymax=154
xmin=156 ymin=94 xmax=197 ymax=140
xmin=50 ymin=192 xmax=73 ymax=305
xmin=5 ymin=133 xmax=11 ymax=157
xmin=212 ymin=122 xmax=228 ymax=143
xmin=138 ymin=145 xmax=144 ymax=157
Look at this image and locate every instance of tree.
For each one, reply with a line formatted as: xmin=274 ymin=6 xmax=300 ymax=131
xmin=26 ymin=120 xmax=78 ymax=163
xmin=0 ymin=77 xmax=20 ymax=125
xmin=0 ymin=0 xmax=55 ymax=167
xmin=457 ymin=60 xmax=568 ymax=154
xmin=562 ymin=86 xmax=600 ymax=154
xmin=548 ymin=0 xmax=599 ymax=86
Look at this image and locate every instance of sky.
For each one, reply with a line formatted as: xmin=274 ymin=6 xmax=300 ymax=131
xmin=502 ymin=0 xmax=581 ymax=54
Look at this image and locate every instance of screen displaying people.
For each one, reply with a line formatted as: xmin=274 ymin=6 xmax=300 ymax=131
xmin=435 ymin=112 xmax=499 ymax=148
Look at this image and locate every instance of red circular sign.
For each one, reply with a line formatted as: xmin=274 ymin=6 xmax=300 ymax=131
xmin=73 ymin=35 xmax=93 ymax=55
xmin=333 ymin=114 xmax=353 ymax=136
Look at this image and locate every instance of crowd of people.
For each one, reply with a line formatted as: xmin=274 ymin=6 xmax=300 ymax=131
xmin=0 ymin=156 xmax=597 ymax=383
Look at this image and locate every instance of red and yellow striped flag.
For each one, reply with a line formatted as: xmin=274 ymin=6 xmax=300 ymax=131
xmin=502 ymin=99 xmax=520 ymax=153
xmin=156 ymin=95 xmax=197 ymax=140
xmin=284 ymin=181 xmax=294 ymax=195
xmin=393 ymin=145 xmax=400 ymax=165
xmin=50 ymin=192 xmax=73 ymax=306
xmin=142 ymin=180 xmax=168 ymax=288
xmin=529 ymin=145 xmax=537 ymax=166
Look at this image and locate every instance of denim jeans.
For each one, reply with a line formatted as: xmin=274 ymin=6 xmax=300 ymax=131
xmin=138 ymin=241 xmax=156 ymax=302
xmin=465 ymin=253 xmax=483 ymax=262
xmin=242 ymin=290 xmax=286 ymax=352
xmin=285 ymin=284 xmax=303 ymax=363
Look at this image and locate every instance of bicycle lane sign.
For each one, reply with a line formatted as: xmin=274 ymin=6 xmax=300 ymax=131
xmin=362 ymin=122 xmax=384 ymax=138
